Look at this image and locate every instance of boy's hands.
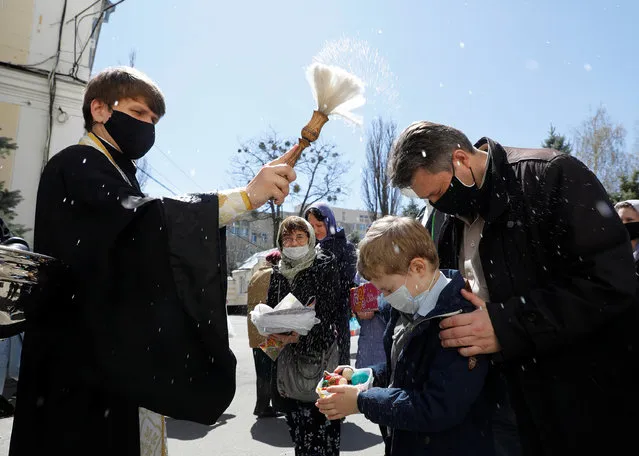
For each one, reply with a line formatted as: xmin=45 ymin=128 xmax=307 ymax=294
xmin=316 ymin=385 xmax=360 ymax=420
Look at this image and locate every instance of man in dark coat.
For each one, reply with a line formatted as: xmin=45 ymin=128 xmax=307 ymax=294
xmin=387 ymin=120 xmax=638 ymax=455
xmin=9 ymin=66 xmax=297 ymax=455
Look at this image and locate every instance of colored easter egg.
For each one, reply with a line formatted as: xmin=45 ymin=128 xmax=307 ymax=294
xmin=341 ymin=367 xmax=354 ymax=381
xmin=351 ymin=371 xmax=369 ymax=385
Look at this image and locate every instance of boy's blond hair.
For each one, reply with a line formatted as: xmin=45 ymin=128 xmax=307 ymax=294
xmin=357 ymin=215 xmax=439 ymax=280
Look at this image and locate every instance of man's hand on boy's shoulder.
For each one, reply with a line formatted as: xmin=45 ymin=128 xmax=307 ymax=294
xmin=438 ymin=288 xmax=502 ymax=356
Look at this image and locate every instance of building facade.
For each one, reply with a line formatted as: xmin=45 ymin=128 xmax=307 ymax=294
xmin=0 ymin=0 xmax=114 ymax=244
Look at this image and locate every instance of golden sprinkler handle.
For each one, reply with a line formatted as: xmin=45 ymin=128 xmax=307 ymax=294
xmin=286 ymin=110 xmax=329 ymax=167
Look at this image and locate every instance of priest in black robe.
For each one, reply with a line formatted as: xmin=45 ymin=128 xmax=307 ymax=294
xmin=9 ymin=66 xmax=297 ymax=456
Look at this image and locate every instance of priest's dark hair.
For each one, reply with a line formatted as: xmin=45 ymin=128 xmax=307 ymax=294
xmin=82 ymin=66 xmax=166 ymax=130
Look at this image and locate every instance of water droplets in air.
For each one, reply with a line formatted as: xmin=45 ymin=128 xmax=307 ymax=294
xmin=525 ymin=59 xmax=539 ymax=71
xmin=82 ymin=158 xmax=87 ymax=164
xmin=459 ymin=41 xmax=465 ymax=49
xmin=595 ymin=201 xmax=613 ymax=217
xmin=313 ymin=37 xmax=400 ymax=117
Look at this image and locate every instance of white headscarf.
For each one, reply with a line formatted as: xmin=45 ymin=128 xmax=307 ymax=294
xmin=614 ymin=200 xmax=639 ymax=213
xmin=277 ymin=216 xmax=317 ymax=282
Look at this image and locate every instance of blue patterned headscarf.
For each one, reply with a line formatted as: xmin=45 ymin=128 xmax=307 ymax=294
xmin=305 ymin=202 xmax=339 ymax=239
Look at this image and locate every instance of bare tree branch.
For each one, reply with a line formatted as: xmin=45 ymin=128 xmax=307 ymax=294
xmin=231 ymin=132 xmax=350 ymax=247
xmin=362 ymin=117 xmax=401 ymax=220
xmin=293 ymin=143 xmax=349 ymax=215
xmin=573 ymin=105 xmax=629 ymax=193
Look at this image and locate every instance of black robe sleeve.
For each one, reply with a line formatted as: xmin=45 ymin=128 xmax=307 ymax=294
xmin=21 ymin=144 xmax=235 ymax=425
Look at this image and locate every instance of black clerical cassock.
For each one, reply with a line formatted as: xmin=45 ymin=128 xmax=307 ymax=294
xmin=10 ymin=136 xmax=236 ymax=455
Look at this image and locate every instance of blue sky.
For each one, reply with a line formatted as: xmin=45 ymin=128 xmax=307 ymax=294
xmin=93 ymin=0 xmax=639 ymax=211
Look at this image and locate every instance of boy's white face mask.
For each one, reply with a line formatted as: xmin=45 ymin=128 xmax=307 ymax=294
xmin=383 ymin=271 xmax=438 ymax=315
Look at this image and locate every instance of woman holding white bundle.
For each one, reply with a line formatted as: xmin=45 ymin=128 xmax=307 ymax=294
xmin=266 ymin=216 xmax=341 ymax=456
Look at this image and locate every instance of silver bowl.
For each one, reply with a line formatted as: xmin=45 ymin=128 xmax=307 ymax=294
xmin=0 ymin=245 xmax=57 ymax=337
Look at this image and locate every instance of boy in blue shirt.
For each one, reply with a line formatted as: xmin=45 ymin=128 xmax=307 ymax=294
xmin=316 ymin=216 xmax=494 ymax=455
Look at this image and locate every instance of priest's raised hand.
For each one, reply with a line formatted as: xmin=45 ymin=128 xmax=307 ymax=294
xmin=246 ymin=145 xmax=298 ymax=208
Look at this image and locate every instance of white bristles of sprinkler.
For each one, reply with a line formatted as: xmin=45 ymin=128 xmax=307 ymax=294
xmin=286 ymin=63 xmax=365 ymax=167
xmin=306 ymin=62 xmax=366 ymax=125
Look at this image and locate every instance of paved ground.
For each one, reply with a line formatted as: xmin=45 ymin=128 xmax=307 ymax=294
xmin=0 ymin=314 xmax=385 ymax=455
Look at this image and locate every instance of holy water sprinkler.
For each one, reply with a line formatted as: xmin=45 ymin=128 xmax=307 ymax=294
xmin=286 ymin=62 xmax=366 ymax=167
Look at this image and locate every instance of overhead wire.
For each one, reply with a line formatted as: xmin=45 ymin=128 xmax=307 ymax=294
xmin=69 ymin=0 xmax=127 ymax=79
xmin=144 ymin=160 xmax=182 ymax=194
xmin=152 ymin=143 xmax=207 ymax=192
xmin=136 ymin=167 xmax=177 ymax=196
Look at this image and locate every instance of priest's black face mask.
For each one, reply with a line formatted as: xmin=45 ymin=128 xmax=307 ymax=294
xmin=92 ymin=98 xmax=160 ymax=160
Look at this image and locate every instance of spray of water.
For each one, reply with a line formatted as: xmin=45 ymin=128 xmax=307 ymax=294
xmin=313 ymin=37 xmax=400 ymax=116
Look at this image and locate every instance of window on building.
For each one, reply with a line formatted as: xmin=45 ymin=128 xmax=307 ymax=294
xmin=251 ymin=233 xmax=257 ymax=243
xmin=239 ymin=221 xmax=249 ymax=237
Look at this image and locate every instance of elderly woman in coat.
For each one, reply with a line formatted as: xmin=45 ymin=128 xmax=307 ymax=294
xmin=267 ymin=216 xmax=341 ymax=456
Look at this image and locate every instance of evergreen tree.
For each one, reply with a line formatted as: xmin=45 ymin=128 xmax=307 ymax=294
xmin=0 ymin=130 xmax=26 ymax=235
xmin=401 ymin=198 xmax=422 ymax=219
xmin=609 ymin=170 xmax=639 ymax=203
xmin=542 ymin=124 xmax=572 ymax=154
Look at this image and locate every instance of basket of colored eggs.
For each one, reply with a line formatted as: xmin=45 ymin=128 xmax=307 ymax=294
xmin=316 ymin=366 xmax=374 ymax=398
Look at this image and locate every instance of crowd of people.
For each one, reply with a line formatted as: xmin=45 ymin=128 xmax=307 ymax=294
xmin=1 ymin=65 xmax=638 ymax=456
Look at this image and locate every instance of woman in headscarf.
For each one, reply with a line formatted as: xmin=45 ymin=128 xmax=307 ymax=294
xmin=304 ymin=203 xmax=357 ymax=365
xmin=267 ymin=216 xmax=341 ymax=456
xmin=614 ymin=199 xmax=639 ymax=278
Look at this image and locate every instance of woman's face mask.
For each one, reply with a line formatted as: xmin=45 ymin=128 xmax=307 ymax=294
xmin=282 ymin=245 xmax=309 ymax=260
xmin=281 ymin=229 xmax=311 ymax=260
